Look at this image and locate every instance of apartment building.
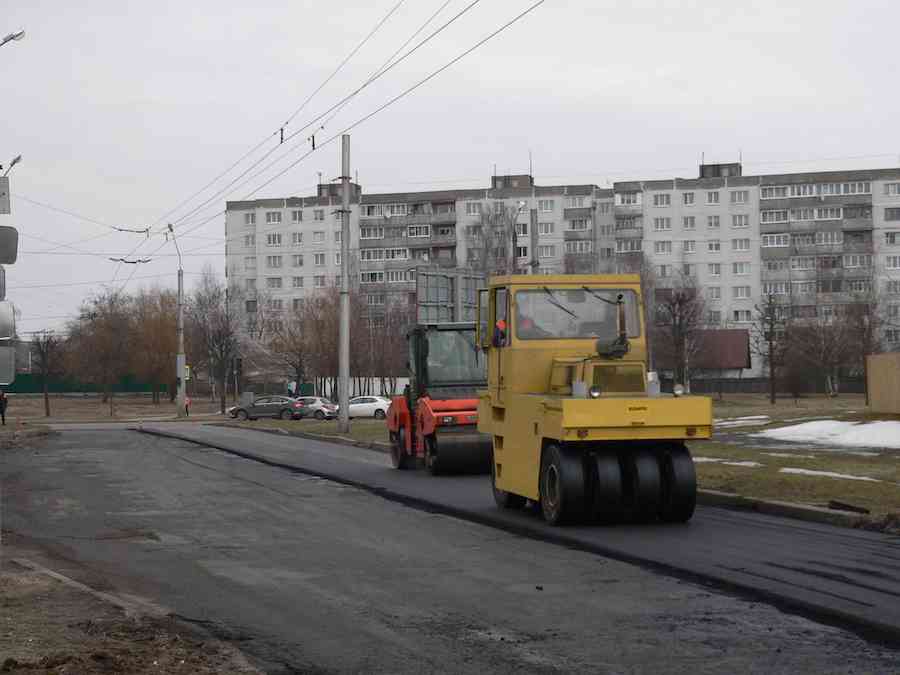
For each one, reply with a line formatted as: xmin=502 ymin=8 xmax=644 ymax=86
xmin=224 ymin=175 xmax=615 ymax=332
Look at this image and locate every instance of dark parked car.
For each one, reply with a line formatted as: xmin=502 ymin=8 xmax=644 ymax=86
xmin=231 ymin=396 xmax=307 ymax=421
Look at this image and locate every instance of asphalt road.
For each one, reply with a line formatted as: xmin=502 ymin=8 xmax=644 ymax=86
xmin=3 ymin=428 xmax=900 ymax=674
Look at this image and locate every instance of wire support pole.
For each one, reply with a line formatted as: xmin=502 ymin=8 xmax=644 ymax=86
xmin=338 ymin=135 xmax=351 ymax=433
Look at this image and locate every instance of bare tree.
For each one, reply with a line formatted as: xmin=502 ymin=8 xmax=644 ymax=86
xmin=31 ymin=330 xmax=64 ymax=417
xmin=653 ymin=273 xmax=706 ymax=390
xmin=187 ymin=267 xmax=239 ymax=413
xmin=130 ymin=287 xmax=178 ymax=403
xmin=465 ymin=204 xmax=518 ymax=276
xmin=269 ymin=303 xmax=308 ymax=395
xmin=841 ymin=289 xmax=884 ymax=404
xmin=750 ymin=294 xmax=791 ymax=404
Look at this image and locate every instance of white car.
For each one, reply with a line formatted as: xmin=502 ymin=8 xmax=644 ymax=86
xmin=347 ymin=395 xmax=391 ymax=419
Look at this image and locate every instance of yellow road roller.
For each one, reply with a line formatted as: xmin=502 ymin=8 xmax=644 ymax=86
xmin=476 ymin=274 xmax=712 ymax=525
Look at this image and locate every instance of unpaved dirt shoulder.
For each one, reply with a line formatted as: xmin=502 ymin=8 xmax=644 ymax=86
xmin=0 ymin=545 xmax=260 ymax=674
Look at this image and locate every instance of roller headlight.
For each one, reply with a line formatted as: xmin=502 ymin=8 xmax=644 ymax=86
xmin=588 ymin=385 xmax=602 ymax=399
xmin=673 ymin=384 xmax=685 ymax=397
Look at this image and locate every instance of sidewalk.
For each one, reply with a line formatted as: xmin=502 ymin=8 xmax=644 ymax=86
xmin=0 ymin=538 xmax=260 ymax=674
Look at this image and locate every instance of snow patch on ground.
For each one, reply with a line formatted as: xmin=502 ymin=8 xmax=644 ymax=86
xmin=693 ymin=457 xmax=723 ymax=463
xmin=722 ymin=461 xmax=763 ymax=468
xmin=764 ymin=452 xmax=816 ymax=459
xmin=714 ymin=415 xmax=771 ymax=429
xmin=779 ymin=467 xmax=881 ymax=483
xmin=692 ymin=457 xmax=762 ymax=468
xmin=753 ymin=420 xmax=900 ymax=449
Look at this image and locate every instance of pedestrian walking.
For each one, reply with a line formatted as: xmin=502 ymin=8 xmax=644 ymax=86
xmin=0 ymin=390 xmax=7 ymax=426
xmin=184 ymin=395 xmax=191 ymax=417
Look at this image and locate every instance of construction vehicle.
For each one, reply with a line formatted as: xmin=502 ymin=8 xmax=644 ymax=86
xmin=475 ymin=274 xmax=712 ymax=525
xmin=387 ymin=269 xmax=491 ymax=474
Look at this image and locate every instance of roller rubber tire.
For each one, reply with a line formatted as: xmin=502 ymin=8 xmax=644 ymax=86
xmin=390 ymin=427 xmax=415 ymax=470
xmin=374 ymin=409 xmax=386 ymax=420
xmin=540 ymin=444 xmax=587 ymax=526
xmin=622 ymin=449 xmax=662 ymax=523
xmin=491 ymin=449 xmax=526 ymax=509
xmin=589 ymin=451 xmax=624 ymax=524
xmin=314 ymin=410 xmax=325 ymax=420
xmin=424 ymin=435 xmax=442 ymax=476
xmin=659 ymin=444 xmax=697 ymax=523
xmin=236 ymin=410 xmax=248 ymax=421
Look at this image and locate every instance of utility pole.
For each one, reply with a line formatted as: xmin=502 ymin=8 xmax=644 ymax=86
xmin=169 ymin=224 xmax=186 ymax=417
xmin=337 ymin=135 xmax=351 ymax=433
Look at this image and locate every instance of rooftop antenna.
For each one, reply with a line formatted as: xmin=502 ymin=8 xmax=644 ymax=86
xmin=739 ymin=148 xmax=743 ymax=163
xmin=529 ymin=149 xmax=533 ymax=177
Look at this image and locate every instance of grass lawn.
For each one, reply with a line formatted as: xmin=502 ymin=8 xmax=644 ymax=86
xmin=4 ymin=394 xmax=228 ymax=423
xmin=711 ymin=393 xmax=867 ymax=425
xmin=227 ymin=417 xmax=389 ymax=446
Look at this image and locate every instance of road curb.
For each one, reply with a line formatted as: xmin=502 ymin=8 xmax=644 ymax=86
xmin=209 ymin=421 xmax=392 ymax=454
xmin=135 ymin=425 xmax=900 ymax=646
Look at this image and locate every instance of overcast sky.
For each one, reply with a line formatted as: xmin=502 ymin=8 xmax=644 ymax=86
xmin=2 ymin=0 xmax=898 ymax=333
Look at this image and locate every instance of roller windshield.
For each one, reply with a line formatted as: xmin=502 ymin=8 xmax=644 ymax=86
xmin=514 ymin=288 xmax=640 ymax=341
xmin=425 ymin=329 xmax=485 ymax=384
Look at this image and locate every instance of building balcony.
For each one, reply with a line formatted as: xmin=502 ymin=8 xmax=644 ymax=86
xmin=564 ymin=229 xmax=593 ymax=241
xmin=842 ymin=217 xmax=874 ymax=231
xmin=359 ymin=212 xmax=457 ymax=226
xmin=614 ymin=204 xmax=642 ymax=216
xmin=564 ymin=206 xmax=592 ymax=220
xmin=430 ymin=232 xmax=458 ymax=246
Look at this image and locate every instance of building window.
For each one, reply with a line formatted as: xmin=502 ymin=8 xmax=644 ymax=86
xmin=244 ymin=212 xmax=256 ymax=226
xmin=656 ymin=264 xmax=671 ymax=278
xmin=732 ymin=286 xmax=751 ymax=299
xmin=683 ymin=216 xmax=695 ymax=230
xmin=360 ymin=271 xmax=384 ymax=284
xmin=791 ymin=207 xmax=815 ymax=221
xmin=617 ymin=192 xmax=639 ymax=206
xmin=245 ymin=300 xmax=257 ymax=313
xmin=886 ymin=208 xmax=900 ymax=221
xmin=707 ymin=240 xmax=721 ymax=253
xmin=598 ymin=202 xmax=611 ymax=214
xmin=243 ymin=234 xmax=255 ymax=247
xmin=335 ymin=253 xmax=342 ymax=266
xmin=707 ymin=215 xmax=720 ymax=229
xmin=732 ymin=214 xmax=749 ymax=228
xmin=567 ymin=196 xmax=585 ymax=207
xmin=682 ymin=263 xmax=695 ymax=276
xmin=312 ymin=231 xmax=325 ymax=243
xmin=314 ymin=253 xmax=326 ymax=266
xmin=291 ymin=210 xmax=302 ymax=223
xmin=538 ymin=245 xmax=555 ymax=258
xmin=408 ymin=224 xmax=430 ymax=238
xmin=763 ymin=282 xmax=787 ymax=295
xmin=515 ymin=223 xmax=529 ymax=236
xmin=266 ymin=211 xmax=282 ymax=224
xmin=292 ymin=232 xmax=302 ymax=245
xmin=314 ymin=275 xmax=326 ymax=288
xmin=760 ymin=186 xmax=788 ymax=199
xmin=314 ymin=209 xmax=324 ymax=221
xmin=885 ymin=183 xmax=900 ymax=196
xmin=843 ymin=254 xmax=872 ymax=268
xmin=707 ymin=286 xmax=721 ymax=300
xmin=366 ymin=294 xmax=385 ymax=306
xmin=816 ymin=231 xmax=843 ymax=245
xmin=886 ymin=256 xmax=900 ymax=269
xmin=616 ymin=239 xmax=642 ymax=254
xmin=653 ymin=217 xmax=671 ymax=232
xmin=266 ymin=255 xmax=282 ymax=268
xmin=244 ymin=256 xmax=256 ymax=270
xmin=465 ymin=202 xmax=481 ymax=216
xmin=538 ymin=199 xmax=555 ymax=212
xmin=761 ymin=210 xmax=788 ymax=224
xmin=816 ymin=207 xmax=842 ymax=220
xmin=653 ymin=193 xmax=671 ymax=207
xmin=291 ymin=298 xmax=302 ymax=311
xmin=538 ymin=222 xmax=555 ymax=236
xmin=765 ymin=259 xmax=787 ymax=272
xmin=683 ymin=240 xmax=696 ymax=253
xmin=292 ymin=276 xmax=303 ymax=288
xmin=707 ymin=310 xmax=722 ymax=324
xmin=846 ymin=279 xmax=870 ymax=293
xmin=792 ymin=233 xmax=814 ymax=247
xmin=683 ymin=192 xmax=694 ymax=206
xmin=360 ymin=226 xmax=384 ymax=239
xmin=730 ymin=190 xmax=748 ymax=204
xmin=793 ymin=281 xmax=815 ymax=294
xmin=386 ymin=270 xmax=411 ymax=283
xmin=292 ymin=254 xmax=303 ymax=267
xmin=888 ymin=280 xmax=900 ymax=293
xmin=762 ymin=234 xmax=789 ymax=247
xmin=245 ymin=278 xmax=256 ymax=291
xmin=569 ymin=219 xmax=590 ymax=231
xmin=334 ymin=230 xmax=342 ymax=243
xmin=515 ymin=245 xmax=528 ymax=259
xmin=886 ymin=329 xmax=900 ymax=344
xmin=732 ymin=309 xmax=752 ymax=323
xmin=266 ymin=277 xmax=282 ymax=289
xmin=791 ymin=257 xmax=814 ymax=270
xmin=732 ymin=238 xmax=750 ymax=251
xmin=565 ymin=241 xmax=593 ymax=254
xmin=708 ymin=263 xmax=721 ymax=276
xmin=733 ymin=262 xmax=750 ymax=276
xmin=707 ymin=191 xmax=719 ymax=204
xmin=266 ymin=233 xmax=282 ymax=246
xmin=653 ymin=241 xmax=672 ymax=255
xmin=885 ymin=232 xmax=900 ymax=245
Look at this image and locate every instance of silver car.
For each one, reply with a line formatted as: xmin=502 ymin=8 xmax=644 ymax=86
xmin=295 ymin=396 xmax=338 ymax=420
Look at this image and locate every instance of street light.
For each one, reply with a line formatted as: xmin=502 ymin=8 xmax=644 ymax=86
xmin=510 ymin=200 xmax=527 ymax=275
xmin=2 ymin=155 xmax=22 ymax=177
xmin=0 ymin=30 xmax=25 ymax=49
xmin=168 ymin=223 xmax=186 ymax=418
